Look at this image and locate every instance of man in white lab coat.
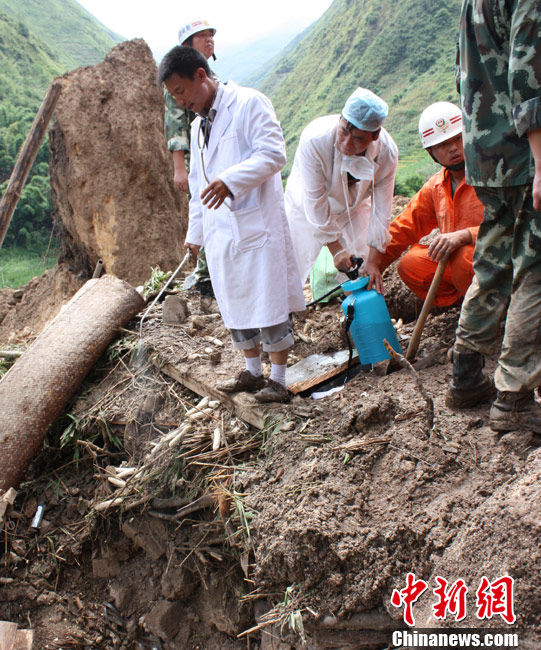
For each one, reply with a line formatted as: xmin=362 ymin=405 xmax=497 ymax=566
xmin=158 ymin=47 xmax=305 ymax=402
xmin=285 ymin=88 xmax=398 ymax=288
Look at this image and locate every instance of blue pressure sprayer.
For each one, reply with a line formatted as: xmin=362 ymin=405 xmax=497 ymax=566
xmin=341 ymin=275 xmax=401 ymax=366
xmin=306 ymin=255 xmax=401 ymax=370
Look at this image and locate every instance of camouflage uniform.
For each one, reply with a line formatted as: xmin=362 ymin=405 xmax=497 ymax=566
xmin=455 ymin=0 xmax=541 ymax=393
xmin=164 ymin=88 xmax=210 ymax=284
xmin=164 ymin=88 xmax=193 ymax=159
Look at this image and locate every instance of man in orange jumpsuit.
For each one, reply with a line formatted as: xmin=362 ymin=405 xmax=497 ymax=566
xmin=363 ymin=102 xmax=484 ymax=306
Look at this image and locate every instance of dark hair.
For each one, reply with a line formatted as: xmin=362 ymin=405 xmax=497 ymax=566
xmin=157 ymin=46 xmax=210 ymax=83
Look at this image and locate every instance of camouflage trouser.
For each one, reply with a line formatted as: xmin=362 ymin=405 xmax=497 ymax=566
xmin=193 ymin=247 xmax=210 ymax=282
xmin=455 ymin=185 xmax=541 ymax=393
xmin=185 ymin=187 xmax=210 ymax=284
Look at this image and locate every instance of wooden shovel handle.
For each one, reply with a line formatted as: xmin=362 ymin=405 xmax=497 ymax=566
xmin=405 ymin=259 xmax=448 ymax=361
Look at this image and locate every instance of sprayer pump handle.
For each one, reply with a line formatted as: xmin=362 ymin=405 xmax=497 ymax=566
xmin=345 ymin=256 xmax=364 ymax=280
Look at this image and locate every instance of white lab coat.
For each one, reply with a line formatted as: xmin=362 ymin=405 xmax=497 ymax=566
xmin=186 ymin=82 xmax=305 ymax=330
xmin=284 ymin=115 xmax=398 ymax=282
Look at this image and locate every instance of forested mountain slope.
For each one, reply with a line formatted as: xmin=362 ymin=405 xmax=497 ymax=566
xmin=259 ymin=0 xmax=462 ymax=184
xmin=0 ymin=12 xmax=65 ymax=247
xmin=0 ymin=0 xmax=122 ymax=69
xmin=0 ymin=1 xmax=122 ymax=249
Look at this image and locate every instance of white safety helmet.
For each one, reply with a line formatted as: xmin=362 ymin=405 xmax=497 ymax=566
xmin=418 ymin=102 xmax=462 ymax=149
xmin=178 ymin=20 xmax=216 ymax=45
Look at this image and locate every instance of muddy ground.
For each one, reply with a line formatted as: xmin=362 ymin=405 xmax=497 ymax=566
xmin=0 ymin=248 xmax=539 ymax=649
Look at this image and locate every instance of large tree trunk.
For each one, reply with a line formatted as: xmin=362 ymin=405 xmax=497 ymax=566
xmin=0 ymin=275 xmax=144 ymax=492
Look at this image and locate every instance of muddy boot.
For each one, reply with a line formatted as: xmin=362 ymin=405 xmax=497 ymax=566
xmin=216 ymin=370 xmax=265 ymax=394
xmin=445 ymin=350 xmax=495 ymax=409
xmin=254 ymin=379 xmax=290 ymax=403
xmin=489 ymin=391 xmax=541 ymax=433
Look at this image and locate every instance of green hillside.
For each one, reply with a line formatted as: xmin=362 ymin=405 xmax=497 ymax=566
xmin=0 ymin=1 xmax=123 ymax=255
xmin=259 ymin=0 xmax=462 ymax=187
xmin=0 ymin=0 xmax=122 ymax=69
xmin=0 ymin=12 xmax=63 ymax=108
xmin=0 ymin=11 xmax=64 ymax=249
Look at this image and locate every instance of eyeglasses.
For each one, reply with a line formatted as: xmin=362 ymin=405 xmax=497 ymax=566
xmin=338 ymin=118 xmax=373 ymax=140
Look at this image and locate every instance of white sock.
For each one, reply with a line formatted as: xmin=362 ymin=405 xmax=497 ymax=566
xmin=245 ymin=355 xmax=263 ymax=377
xmin=270 ymin=363 xmax=287 ymax=386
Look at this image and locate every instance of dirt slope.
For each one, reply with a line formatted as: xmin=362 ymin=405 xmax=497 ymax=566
xmin=0 ymin=281 xmax=538 ymax=648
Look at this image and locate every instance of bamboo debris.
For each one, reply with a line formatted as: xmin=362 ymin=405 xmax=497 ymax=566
xmin=90 ymin=401 xmax=262 ymax=515
xmin=337 ymin=436 xmax=391 ymax=453
xmin=176 ymin=495 xmax=215 ymax=519
xmin=237 ymin=588 xmax=308 ymax=640
xmin=0 ymin=350 xmax=23 ymax=360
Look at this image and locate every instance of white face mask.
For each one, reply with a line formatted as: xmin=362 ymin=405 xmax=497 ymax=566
xmin=340 ymin=154 xmax=374 ymax=181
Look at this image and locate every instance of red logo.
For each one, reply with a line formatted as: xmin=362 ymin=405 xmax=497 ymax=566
xmin=391 ymin=574 xmax=516 ymax=626
xmin=476 ymin=575 xmax=516 ymax=624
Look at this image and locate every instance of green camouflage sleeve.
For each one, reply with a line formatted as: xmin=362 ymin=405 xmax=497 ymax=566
xmin=510 ymin=0 xmax=541 ymax=137
xmin=163 ymin=88 xmax=191 ymax=153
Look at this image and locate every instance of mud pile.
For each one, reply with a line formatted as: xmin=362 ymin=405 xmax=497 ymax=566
xmin=50 ymin=39 xmax=187 ymax=286
xmin=0 ymin=280 xmax=538 ymax=648
xmin=0 ymin=263 xmax=84 ymax=342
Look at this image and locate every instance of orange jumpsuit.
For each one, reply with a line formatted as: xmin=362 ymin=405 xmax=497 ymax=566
xmin=380 ymin=169 xmax=484 ymax=306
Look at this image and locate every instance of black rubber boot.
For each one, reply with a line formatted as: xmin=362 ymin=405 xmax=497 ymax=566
xmin=445 ymin=350 xmax=495 ymax=409
xmin=489 ymin=391 xmax=541 ymax=433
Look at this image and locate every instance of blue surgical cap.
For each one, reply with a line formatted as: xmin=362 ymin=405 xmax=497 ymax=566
xmin=342 ymin=88 xmax=388 ymax=132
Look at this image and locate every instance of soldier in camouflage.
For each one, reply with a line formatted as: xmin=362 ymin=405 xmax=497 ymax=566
xmin=164 ymin=20 xmax=217 ymax=296
xmin=447 ymin=0 xmax=541 ymax=432
xmin=164 ymin=84 xmax=192 ymax=191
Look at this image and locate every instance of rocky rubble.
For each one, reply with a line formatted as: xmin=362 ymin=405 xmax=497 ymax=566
xmin=0 ymin=277 xmax=538 ymax=648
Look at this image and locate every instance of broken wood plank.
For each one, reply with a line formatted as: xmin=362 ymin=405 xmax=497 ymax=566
xmin=0 ymin=621 xmax=18 ymax=650
xmin=14 ymin=629 xmax=34 ymax=650
xmin=286 ymin=349 xmax=359 ymax=395
xmin=151 ymin=355 xmax=270 ymax=430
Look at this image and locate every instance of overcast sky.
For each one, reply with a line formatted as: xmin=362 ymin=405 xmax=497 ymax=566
xmin=76 ymin=0 xmax=334 ymax=60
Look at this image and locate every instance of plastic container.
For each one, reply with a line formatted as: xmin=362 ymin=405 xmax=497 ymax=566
xmin=341 ymin=276 xmax=401 ymax=365
xmin=309 ymin=248 xmax=342 ymax=303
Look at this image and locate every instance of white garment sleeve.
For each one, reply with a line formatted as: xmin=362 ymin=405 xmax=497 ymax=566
xmin=219 ymin=94 xmax=286 ymax=198
xmin=297 ymin=140 xmax=344 ymax=244
xmin=186 ymin=119 xmax=204 ymax=246
xmin=366 ymin=145 xmax=398 ymax=252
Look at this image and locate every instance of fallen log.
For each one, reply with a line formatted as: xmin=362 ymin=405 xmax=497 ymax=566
xmin=0 ymin=622 xmax=17 ymax=650
xmin=0 ymin=275 xmax=144 ymax=492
